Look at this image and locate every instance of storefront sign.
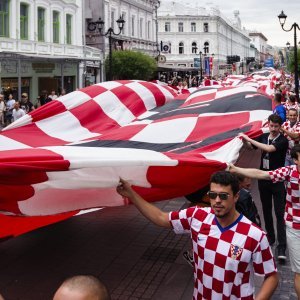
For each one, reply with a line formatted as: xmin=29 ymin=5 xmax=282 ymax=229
xmin=32 ymin=62 xmax=55 ymax=73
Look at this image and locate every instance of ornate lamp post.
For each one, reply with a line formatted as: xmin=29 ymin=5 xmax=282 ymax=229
xmin=88 ymin=16 xmax=125 ymax=81
xmin=278 ymin=10 xmax=300 ymax=100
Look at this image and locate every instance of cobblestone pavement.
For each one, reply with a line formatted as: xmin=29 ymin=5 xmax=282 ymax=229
xmin=0 ymin=150 xmax=297 ymax=299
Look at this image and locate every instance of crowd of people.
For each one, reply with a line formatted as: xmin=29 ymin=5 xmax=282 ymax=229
xmin=114 ymin=78 xmax=300 ymax=299
xmin=0 ymin=89 xmax=65 ymax=128
xmin=1 ymin=76 xmax=300 ymax=299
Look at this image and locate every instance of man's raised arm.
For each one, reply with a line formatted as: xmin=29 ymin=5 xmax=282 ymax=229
xmin=229 ymin=164 xmax=271 ymax=180
xmin=116 ymin=179 xmax=171 ymax=228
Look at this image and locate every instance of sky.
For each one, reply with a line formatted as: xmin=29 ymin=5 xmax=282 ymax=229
xmin=189 ymin=0 xmax=300 ymax=47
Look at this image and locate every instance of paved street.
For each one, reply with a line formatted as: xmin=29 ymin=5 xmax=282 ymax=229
xmin=0 ymin=149 xmax=297 ymax=300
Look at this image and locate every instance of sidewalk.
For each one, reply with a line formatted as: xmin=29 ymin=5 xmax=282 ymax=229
xmin=0 ymin=150 xmax=297 ymax=299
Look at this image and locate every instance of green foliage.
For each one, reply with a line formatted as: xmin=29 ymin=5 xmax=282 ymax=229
xmin=287 ymin=48 xmax=300 ymax=74
xmin=104 ymin=50 xmax=157 ymax=80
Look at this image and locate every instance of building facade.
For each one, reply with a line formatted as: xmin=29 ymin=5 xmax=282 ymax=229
xmin=157 ymin=1 xmax=251 ymax=77
xmin=85 ymin=0 xmax=160 ymax=80
xmin=248 ymin=32 xmax=269 ymax=64
xmin=0 ymin=0 xmax=101 ymax=102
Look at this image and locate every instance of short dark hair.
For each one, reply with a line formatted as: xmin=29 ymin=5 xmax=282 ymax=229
xmin=210 ymin=171 xmax=240 ymax=195
xmin=291 ymin=144 xmax=300 ymax=160
xmin=289 ymin=94 xmax=296 ymax=103
xmin=268 ymin=113 xmax=283 ymax=125
xmin=274 ymin=92 xmax=282 ymax=103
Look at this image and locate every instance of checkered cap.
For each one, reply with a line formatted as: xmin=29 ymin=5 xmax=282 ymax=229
xmin=169 ymin=207 xmax=277 ymax=299
xmin=269 ymin=165 xmax=300 ymax=229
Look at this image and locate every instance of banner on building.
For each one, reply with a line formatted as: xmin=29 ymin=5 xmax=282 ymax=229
xmin=264 ymin=58 xmax=274 ymax=67
xmin=204 ymin=57 xmax=210 ymax=75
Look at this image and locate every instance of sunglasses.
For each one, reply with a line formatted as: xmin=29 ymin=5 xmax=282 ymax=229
xmin=207 ymin=191 xmax=230 ymax=200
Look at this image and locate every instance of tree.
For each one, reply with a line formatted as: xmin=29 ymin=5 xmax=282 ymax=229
xmin=105 ymin=50 xmax=157 ymax=80
xmin=287 ymin=48 xmax=300 ymax=74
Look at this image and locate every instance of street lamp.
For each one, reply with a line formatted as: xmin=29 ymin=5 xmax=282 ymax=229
xmin=88 ymin=16 xmax=125 ymax=81
xmin=278 ymin=10 xmax=300 ymax=100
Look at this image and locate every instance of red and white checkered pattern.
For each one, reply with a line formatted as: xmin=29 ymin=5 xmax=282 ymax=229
xmin=282 ymin=120 xmax=300 ymax=152
xmin=170 ymin=207 xmax=277 ymax=300
xmin=0 ymin=79 xmax=274 ymax=239
xmin=284 ymin=101 xmax=300 ymax=112
xmin=269 ymin=165 xmax=300 ymax=229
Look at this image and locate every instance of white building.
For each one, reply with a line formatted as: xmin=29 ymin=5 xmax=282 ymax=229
xmin=248 ymin=32 xmax=269 ymax=64
xmin=0 ymin=0 xmax=101 ymax=102
xmin=85 ymin=0 xmax=160 ymax=80
xmin=157 ymin=1 xmax=251 ymax=76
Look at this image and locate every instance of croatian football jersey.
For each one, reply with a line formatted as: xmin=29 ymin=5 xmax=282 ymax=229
xmin=282 ymin=120 xmax=300 ymax=152
xmin=269 ymin=165 xmax=300 ymax=229
xmin=169 ymin=207 xmax=276 ymax=300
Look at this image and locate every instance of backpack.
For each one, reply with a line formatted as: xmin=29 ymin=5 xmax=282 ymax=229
xmin=236 ymin=188 xmax=261 ymax=226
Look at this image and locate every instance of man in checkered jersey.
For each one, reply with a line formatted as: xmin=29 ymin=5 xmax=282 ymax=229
xmin=230 ymin=144 xmax=300 ymax=298
xmin=117 ymin=171 xmax=278 ymax=299
xmin=281 ymin=108 xmax=300 ymax=166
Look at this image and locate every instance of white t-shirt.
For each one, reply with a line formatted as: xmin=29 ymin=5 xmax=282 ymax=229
xmin=12 ymin=108 xmax=26 ymax=121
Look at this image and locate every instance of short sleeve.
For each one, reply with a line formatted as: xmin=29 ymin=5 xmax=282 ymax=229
xmin=269 ymin=166 xmax=291 ymax=183
xmin=273 ymin=135 xmax=288 ymax=152
xmin=252 ymin=233 xmax=277 ymax=277
xmin=169 ymin=207 xmax=197 ymax=234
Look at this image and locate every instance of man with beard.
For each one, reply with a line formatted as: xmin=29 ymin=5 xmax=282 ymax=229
xmin=238 ymin=114 xmax=288 ymax=261
xmin=281 ymin=108 xmax=300 ymax=166
xmin=117 ymin=171 xmax=278 ymax=300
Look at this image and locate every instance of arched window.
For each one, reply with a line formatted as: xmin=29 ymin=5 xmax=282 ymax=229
xmin=204 ymin=41 xmax=209 ymax=54
xmin=192 ymin=42 xmax=197 ymax=54
xmin=179 ymin=42 xmax=184 ymax=54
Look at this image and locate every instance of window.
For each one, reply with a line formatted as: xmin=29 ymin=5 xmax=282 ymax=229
xmin=179 ymin=42 xmax=184 ymax=54
xmin=53 ymin=11 xmax=60 ymax=43
xmin=204 ymin=41 xmax=209 ymax=54
xmin=20 ymin=3 xmax=28 ymax=40
xmin=139 ymin=18 xmax=143 ymax=38
xmin=147 ymin=20 xmax=151 ymax=39
xmin=37 ymin=7 xmax=45 ymax=41
xmin=204 ymin=22 xmax=209 ymax=32
xmin=66 ymin=14 xmax=72 ymax=44
xmin=165 ymin=22 xmax=170 ymax=32
xmin=0 ymin=0 xmax=9 ymax=37
xmin=131 ymin=15 xmax=135 ymax=36
xmin=191 ymin=22 xmax=196 ymax=32
xmin=192 ymin=42 xmax=197 ymax=54
xmin=178 ymin=22 xmax=183 ymax=32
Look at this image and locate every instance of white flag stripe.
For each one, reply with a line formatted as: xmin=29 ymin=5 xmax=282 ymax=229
xmin=57 ymin=91 xmax=91 ymax=110
xmin=42 ymin=146 xmax=178 ymax=168
xmin=125 ymin=82 xmax=157 ymax=110
xmin=93 ymin=90 xmax=136 ymax=126
xmin=36 ymin=111 xmax=99 ymax=142
xmin=0 ymin=135 xmax=31 ymax=150
xmin=3 ymin=114 xmax=32 ymax=131
xmin=130 ymin=117 xmax=198 ymax=143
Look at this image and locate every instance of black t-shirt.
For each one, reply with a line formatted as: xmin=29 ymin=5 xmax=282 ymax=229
xmin=20 ymin=100 xmax=34 ymax=113
xmin=256 ymin=133 xmax=288 ymax=170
